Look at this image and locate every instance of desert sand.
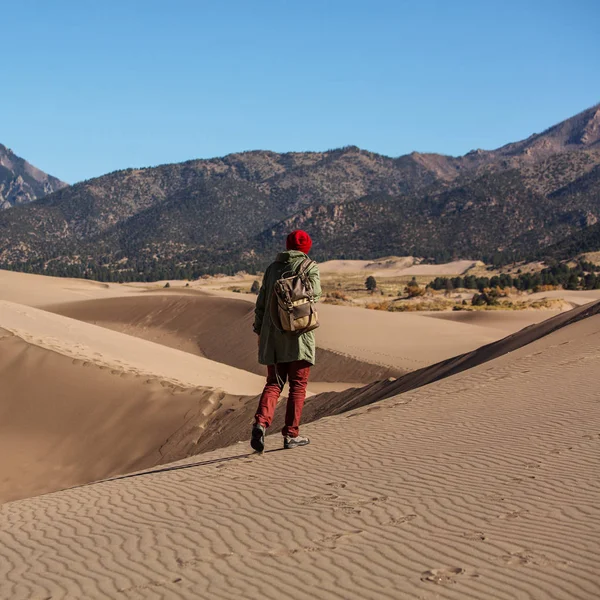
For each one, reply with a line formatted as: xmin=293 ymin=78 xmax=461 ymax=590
xmin=0 ymin=298 xmax=598 ymax=599
xmin=0 ymin=268 xmax=599 ymax=599
xmin=318 ymin=256 xmax=481 ymax=277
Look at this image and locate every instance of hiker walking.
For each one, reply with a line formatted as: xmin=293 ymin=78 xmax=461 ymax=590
xmin=251 ymin=230 xmax=321 ymax=452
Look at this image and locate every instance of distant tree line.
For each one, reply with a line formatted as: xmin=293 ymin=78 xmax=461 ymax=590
xmin=0 ymin=255 xmax=257 ymax=283
xmin=428 ymin=261 xmax=600 ymax=293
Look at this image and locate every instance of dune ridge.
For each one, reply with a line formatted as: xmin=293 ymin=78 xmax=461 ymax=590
xmin=301 ymin=300 xmax=600 ymax=420
xmin=1 ymin=305 xmax=599 ymax=599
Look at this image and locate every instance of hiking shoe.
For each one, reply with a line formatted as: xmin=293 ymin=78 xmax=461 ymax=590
xmin=284 ymin=435 xmax=310 ymax=450
xmin=251 ymin=423 xmax=266 ymax=453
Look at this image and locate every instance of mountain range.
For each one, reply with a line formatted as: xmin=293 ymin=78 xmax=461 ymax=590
xmin=0 ymin=144 xmax=67 ymax=210
xmin=0 ymin=103 xmax=599 ymax=279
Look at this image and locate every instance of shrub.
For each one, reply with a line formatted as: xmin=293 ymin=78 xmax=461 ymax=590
xmin=364 ymin=301 xmax=391 ymax=310
xmin=471 ymin=289 xmax=500 ymax=306
xmin=405 ymin=277 xmax=426 ymax=298
xmin=322 ymin=291 xmax=352 ymax=305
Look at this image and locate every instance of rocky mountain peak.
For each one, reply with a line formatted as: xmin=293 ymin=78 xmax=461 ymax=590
xmin=0 ymin=144 xmax=68 ymax=209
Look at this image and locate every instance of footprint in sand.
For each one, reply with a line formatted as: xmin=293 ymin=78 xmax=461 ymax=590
xmin=280 ymin=530 xmax=365 ymax=555
xmin=420 ymin=567 xmax=465 ymax=584
xmin=462 ymin=531 xmax=486 ymax=541
xmin=498 ymin=509 xmax=529 ymax=520
xmin=549 ymin=446 xmax=573 ymax=455
xmin=388 ymin=514 xmax=417 ymax=526
xmin=298 ymin=494 xmax=387 ymax=515
xmin=332 ymin=495 xmax=388 ymax=515
xmin=298 ymin=493 xmax=340 ymax=506
xmin=524 ymin=460 xmax=542 ymax=469
xmin=511 ymin=475 xmax=536 ymax=483
xmin=498 ymin=549 xmax=562 ymax=567
xmin=392 ymin=400 xmax=411 ymax=407
xmin=326 ymin=481 xmax=347 ymax=489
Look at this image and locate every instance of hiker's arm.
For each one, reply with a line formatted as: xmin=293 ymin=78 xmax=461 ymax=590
xmin=253 ymin=268 xmax=269 ymax=334
xmin=309 ymin=264 xmax=322 ymax=302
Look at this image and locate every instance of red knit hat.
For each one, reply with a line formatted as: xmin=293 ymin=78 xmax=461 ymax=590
xmin=286 ymin=230 xmax=312 ymax=254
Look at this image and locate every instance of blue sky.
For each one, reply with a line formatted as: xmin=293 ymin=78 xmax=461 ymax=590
xmin=3 ymin=0 xmax=599 ymax=183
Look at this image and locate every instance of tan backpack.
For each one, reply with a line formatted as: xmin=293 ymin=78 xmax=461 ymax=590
xmin=270 ymin=258 xmax=319 ymax=334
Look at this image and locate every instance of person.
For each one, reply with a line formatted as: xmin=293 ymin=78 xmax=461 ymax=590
xmin=251 ymin=229 xmax=321 ymax=452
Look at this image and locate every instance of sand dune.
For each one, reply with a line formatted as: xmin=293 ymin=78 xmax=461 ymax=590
xmin=0 ymin=268 xmax=141 ymax=307
xmin=144 ymin=300 xmax=600 ymax=454
xmin=0 ymin=300 xmax=264 ymax=395
xmin=527 ymin=289 xmax=600 ymax=307
xmin=200 ymin=288 xmax=567 ymax=371
xmin=1 ymin=268 xmax=599 ymax=598
xmin=316 ymin=303 xmax=512 ymax=370
xmin=4 ymin=268 xmax=510 ymax=378
xmin=1 ymin=301 xmax=598 ymax=599
xmin=318 ymin=256 xmax=480 ymax=277
xmin=2 ymin=271 xmax=552 ymax=504
xmin=2 ymin=268 xmax=583 ymax=375
xmin=48 ymin=291 xmax=556 ymax=377
xmin=423 ymin=308 xmax=564 ymax=332
xmin=0 ymin=300 xmax=266 ymax=503
xmin=47 ymin=294 xmax=401 ymax=384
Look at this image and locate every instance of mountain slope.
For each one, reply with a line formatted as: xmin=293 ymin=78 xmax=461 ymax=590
xmin=0 ymin=144 xmax=67 ymax=209
xmin=262 ymin=156 xmax=600 ymax=263
xmin=0 ymin=147 xmax=455 ymax=268
xmin=0 ymin=104 xmax=599 ymax=277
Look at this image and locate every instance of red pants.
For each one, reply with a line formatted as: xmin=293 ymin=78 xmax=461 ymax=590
xmin=255 ymin=360 xmax=311 ymax=437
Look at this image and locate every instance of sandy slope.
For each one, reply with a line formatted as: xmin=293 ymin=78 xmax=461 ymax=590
xmin=0 ymin=268 xmax=141 ymax=307
xmin=199 ymin=288 xmax=572 ymax=371
xmin=423 ymin=308 xmax=564 ymax=332
xmin=48 ymin=292 xmax=560 ymax=375
xmin=126 ymin=301 xmax=600 ymax=455
xmin=1 ymin=309 xmax=599 ymax=599
xmin=316 ymin=303 xmax=511 ymax=370
xmin=0 ymin=301 xmax=266 ymax=503
xmin=0 ymin=300 xmax=264 ymax=395
xmin=47 ymin=294 xmax=401 ymax=384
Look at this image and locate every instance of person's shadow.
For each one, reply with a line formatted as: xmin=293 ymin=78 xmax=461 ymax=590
xmin=89 ymin=448 xmax=286 ymax=487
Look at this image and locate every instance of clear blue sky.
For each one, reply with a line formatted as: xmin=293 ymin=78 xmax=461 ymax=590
xmin=3 ymin=0 xmax=599 ymax=183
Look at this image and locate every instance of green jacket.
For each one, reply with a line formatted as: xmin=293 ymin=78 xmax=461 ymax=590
xmin=254 ymin=250 xmax=322 ymax=366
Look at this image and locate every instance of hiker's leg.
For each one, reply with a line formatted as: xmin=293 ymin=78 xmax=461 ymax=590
xmin=282 ymin=360 xmax=311 ymax=437
xmin=255 ymin=364 xmax=287 ymax=428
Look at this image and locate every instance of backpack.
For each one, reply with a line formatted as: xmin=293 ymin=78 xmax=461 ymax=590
xmin=270 ymin=258 xmax=320 ymax=334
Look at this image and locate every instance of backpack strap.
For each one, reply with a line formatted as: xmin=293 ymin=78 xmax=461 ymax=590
xmin=296 ymin=258 xmax=316 ymax=297
xmin=297 ymin=258 xmax=315 ymax=277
